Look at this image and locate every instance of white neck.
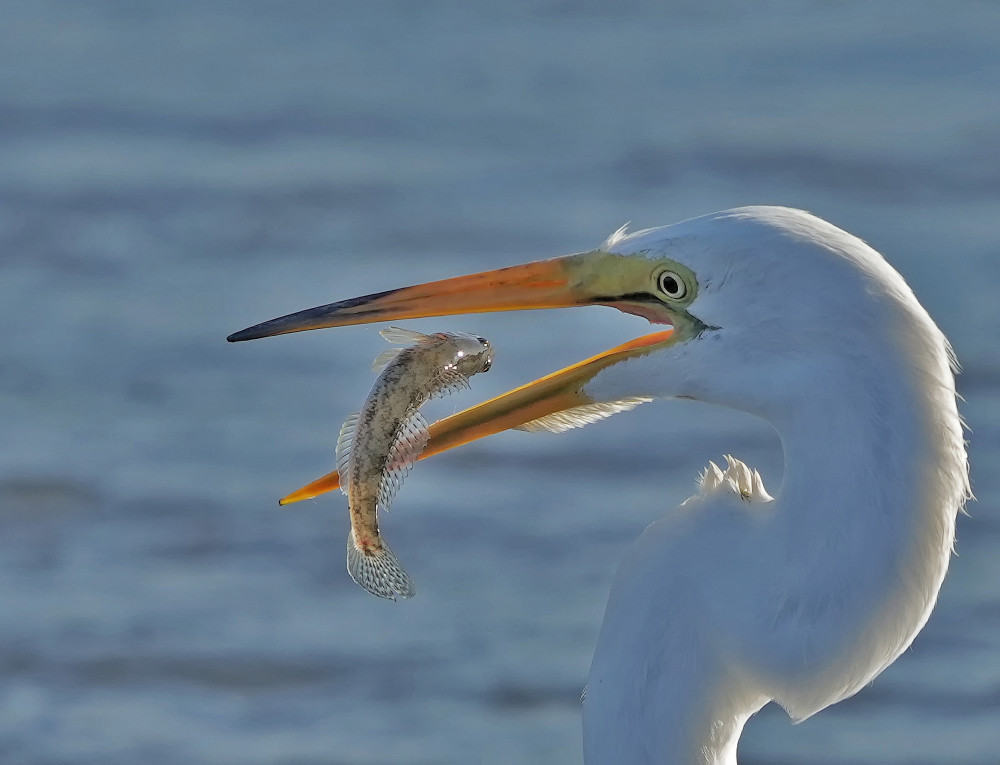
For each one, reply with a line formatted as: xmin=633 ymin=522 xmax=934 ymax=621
xmin=759 ymin=347 xmax=958 ymax=718
xmin=584 ymin=314 xmax=967 ymax=763
xmin=584 ymin=584 xmax=766 ymax=764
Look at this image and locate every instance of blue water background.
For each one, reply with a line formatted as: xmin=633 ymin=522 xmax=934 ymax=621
xmin=1 ymin=2 xmax=999 ymax=763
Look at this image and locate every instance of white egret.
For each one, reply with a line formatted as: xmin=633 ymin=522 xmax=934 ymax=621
xmin=229 ymin=206 xmax=970 ymax=764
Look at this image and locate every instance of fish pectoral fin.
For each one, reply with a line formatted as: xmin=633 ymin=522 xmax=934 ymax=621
xmin=378 ymin=409 xmax=430 ymax=512
xmin=516 ymin=397 xmax=654 ymax=433
xmin=373 ymin=327 xmax=436 ymax=370
xmin=371 ymin=348 xmax=403 ymax=373
xmin=347 ymin=533 xmax=415 ymax=600
xmin=379 ymin=326 xmax=433 ymax=345
xmin=335 ymin=412 xmax=360 ymax=494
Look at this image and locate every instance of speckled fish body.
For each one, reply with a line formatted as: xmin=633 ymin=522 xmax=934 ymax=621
xmin=336 ymin=327 xmax=494 ymax=600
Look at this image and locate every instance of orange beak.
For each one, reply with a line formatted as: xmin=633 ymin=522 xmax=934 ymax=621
xmin=228 ymin=250 xmax=686 ymax=505
xmin=231 ymin=252 xmax=619 ymax=341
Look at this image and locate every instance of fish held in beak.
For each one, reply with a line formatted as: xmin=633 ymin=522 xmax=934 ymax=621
xmin=227 ymin=249 xmax=687 ymax=504
xmin=279 ymin=330 xmax=677 ymax=505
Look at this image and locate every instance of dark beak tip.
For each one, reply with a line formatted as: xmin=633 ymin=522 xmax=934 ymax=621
xmin=227 ymin=322 xmax=279 ymax=342
xmin=227 ymin=328 xmax=253 ymax=343
xmin=227 ymin=317 xmax=293 ymax=343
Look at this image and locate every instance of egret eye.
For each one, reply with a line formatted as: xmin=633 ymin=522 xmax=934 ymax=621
xmin=657 ymin=270 xmax=687 ymax=300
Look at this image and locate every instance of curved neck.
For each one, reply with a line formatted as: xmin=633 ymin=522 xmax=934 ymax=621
xmin=775 ymin=356 xmax=926 ymax=579
xmin=759 ymin=346 xmax=961 ymax=717
xmin=584 ymin=592 xmax=766 ymax=764
xmin=584 ymin=323 xmax=965 ymax=762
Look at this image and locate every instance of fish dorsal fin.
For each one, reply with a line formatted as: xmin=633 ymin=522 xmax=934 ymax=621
xmin=335 ymin=412 xmax=359 ymax=495
xmin=429 ymin=367 xmax=471 ymax=400
xmin=516 ymin=397 xmax=653 ymax=433
xmin=380 ymin=326 xmax=433 ymax=345
xmin=378 ymin=408 xmax=430 ymax=512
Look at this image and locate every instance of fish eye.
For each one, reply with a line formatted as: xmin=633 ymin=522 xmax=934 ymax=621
xmin=476 ymin=336 xmax=489 ymax=347
xmin=656 ymin=270 xmax=687 ymax=300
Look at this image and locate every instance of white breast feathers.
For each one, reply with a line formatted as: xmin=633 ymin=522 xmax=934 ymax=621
xmin=696 ymin=455 xmax=773 ymax=504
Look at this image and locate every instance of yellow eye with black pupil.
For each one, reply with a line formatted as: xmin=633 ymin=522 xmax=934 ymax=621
xmin=657 ymin=270 xmax=687 ymax=300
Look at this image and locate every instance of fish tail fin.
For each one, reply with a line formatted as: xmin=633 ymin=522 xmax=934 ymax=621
xmin=347 ymin=533 xmax=416 ymax=601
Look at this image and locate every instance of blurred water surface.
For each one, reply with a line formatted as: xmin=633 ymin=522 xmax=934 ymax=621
xmin=1 ymin=2 xmax=999 ymax=763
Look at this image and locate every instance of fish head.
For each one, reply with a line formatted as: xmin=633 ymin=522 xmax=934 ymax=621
xmin=446 ymin=333 xmax=494 ymax=377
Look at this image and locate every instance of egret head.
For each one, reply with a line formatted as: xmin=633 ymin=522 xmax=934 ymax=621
xmin=575 ymin=207 xmax=911 ymax=420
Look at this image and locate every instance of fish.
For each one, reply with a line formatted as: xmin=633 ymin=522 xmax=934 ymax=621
xmin=336 ymin=327 xmax=494 ymax=600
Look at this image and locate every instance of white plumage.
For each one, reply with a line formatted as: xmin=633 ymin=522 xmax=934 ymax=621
xmin=580 ymin=208 xmax=969 ymax=764
xmin=697 ymin=455 xmax=773 ymax=504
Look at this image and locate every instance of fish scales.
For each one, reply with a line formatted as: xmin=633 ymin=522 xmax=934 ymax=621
xmin=338 ymin=327 xmax=494 ymax=600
